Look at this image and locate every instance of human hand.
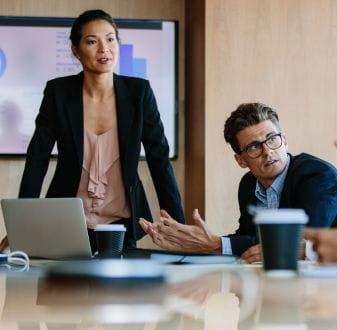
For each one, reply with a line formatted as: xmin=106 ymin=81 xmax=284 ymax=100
xmin=240 ymin=244 xmax=262 ymax=263
xmin=241 ymin=239 xmax=306 ymax=263
xmin=304 ymin=228 xmax=337 ymax=262
xmin=0 ymin=236 xmax=9 ymax=252
xmin=139 ymin=215 xmax=184 ymax=251
xmin=139 ymin=209 xmax=221 ymax=254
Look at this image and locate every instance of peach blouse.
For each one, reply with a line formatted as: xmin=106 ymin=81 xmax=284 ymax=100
xmin=77 ymin=127 xmax=131 ymax=229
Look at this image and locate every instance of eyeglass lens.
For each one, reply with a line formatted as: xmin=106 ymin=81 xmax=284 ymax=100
xmin=246 ymin=134 xmax=282 ymax=158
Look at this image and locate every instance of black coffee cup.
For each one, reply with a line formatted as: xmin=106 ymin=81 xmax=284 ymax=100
xmin=253 ymin=209 xmax=308 ymax=276
xmin=94 ymin=224 xmax=126 ymax=258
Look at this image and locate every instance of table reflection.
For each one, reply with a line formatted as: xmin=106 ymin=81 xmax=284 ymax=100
xmin=2 ymin=275 xmax=170 ymax=325
xmin=248 ymin=271 xmax=337 ymax=330
xmin=165 ymin=267 xmax=260 ymax=330
xmin=1 ymin=263 xmax=336 ymax=329
xmin=252 ymin=276 xmax=307 ymax=330
xmin=302 ymin=277 xmax=337 ymax=329
xmin=0 ymin=266 xmax=261 ymax=329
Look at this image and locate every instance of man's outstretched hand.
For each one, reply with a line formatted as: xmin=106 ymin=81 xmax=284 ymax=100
xmin=139 ymin=209 xmax=222 ymax=254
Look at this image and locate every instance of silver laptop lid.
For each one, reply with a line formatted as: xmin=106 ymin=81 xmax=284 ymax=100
xmin=1 ymin=198 xmax=92 ymax=259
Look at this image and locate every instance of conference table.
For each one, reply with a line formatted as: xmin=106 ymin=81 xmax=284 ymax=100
xmin=0 ymin=259 xmax=336 ymax=329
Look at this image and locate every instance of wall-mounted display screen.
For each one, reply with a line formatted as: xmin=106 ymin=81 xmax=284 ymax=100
xmin=0 ymin=17 xmax=178 ymax=158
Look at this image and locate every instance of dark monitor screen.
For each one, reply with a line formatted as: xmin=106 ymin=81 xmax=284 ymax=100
xmin=0 ymin=16 xmax=178 ymax=158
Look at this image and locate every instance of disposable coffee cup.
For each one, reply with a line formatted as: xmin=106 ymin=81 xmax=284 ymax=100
xmin=94 ymin=224 xmax=126 ymax=258
xmin=253 ymin=209 xmax=308 ymax=276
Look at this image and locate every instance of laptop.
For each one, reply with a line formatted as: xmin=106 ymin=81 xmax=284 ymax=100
xmin=1 ymin=198 xmax=93 ymax=259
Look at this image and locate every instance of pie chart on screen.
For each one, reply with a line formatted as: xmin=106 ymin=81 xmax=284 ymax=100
xmin=0 ymin=48 xmax=6 ymax=78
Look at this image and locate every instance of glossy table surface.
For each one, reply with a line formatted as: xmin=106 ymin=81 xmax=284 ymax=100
xmin=0 ymin=260 xmax=336 ymax=329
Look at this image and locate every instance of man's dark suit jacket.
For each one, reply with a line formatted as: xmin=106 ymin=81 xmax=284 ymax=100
xmin=228 ymin=153 xmax=337 ymax=256
xmin=19 ymin=72 xmax=184 ymax=240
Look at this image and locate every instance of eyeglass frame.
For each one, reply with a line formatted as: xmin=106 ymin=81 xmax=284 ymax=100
xmin=238 ymin=133 xmax=283 ymax=159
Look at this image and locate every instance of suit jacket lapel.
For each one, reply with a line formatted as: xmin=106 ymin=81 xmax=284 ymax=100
xmin=63 ymin=73 xmax=135 ymax=167
xmin=279 ymin=153 xmax=294 ymax=207
xmin=114 ymin=74 xmax=135 ymax=166
xmin=65 ymin=73 xmax=84 ymax=165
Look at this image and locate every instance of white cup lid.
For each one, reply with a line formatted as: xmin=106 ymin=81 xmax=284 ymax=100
xmin=253 ymin=208 xmax=308 ymax=225
xmin=94 ymin=224 xmax=126 ymax=231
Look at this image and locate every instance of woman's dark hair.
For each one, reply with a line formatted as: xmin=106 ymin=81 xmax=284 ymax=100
xmin=224 ymin=103 xmax=280 ymax=154
xmin=70 ymin=9 xmax=120 ymax=47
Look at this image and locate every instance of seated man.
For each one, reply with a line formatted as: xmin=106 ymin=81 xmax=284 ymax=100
xmin=139 ymin=103 xmax=337 ymax=262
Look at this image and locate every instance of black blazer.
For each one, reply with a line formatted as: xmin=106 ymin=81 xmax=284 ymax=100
xmin=229 ymin=153 xmax=337 ymax=255
xmin=19 ymin=72 xmax=185 ymax=240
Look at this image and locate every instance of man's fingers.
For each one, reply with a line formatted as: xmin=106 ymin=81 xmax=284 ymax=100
xmin=161 ymin=209 xmax=205 ymax=234
xmin=139 ymin=220 xmax=178 ymax=246
xmin=160 ymin=209 xmax=185 ymax=227
xmin=139 ymin=218 xmax=152 ymax=226
xmin=243 ymin=253 xmax=262 ymax=264
xmin=192 ymin=209 xmax=207 ymax=228
xmin=154 ymin=223 xmax=191 ymax=248
xmin=139 ymin=218 xmax=148 ymax=229
xmin=139 ymin=216 xmax=183 ymax=251
xmin=160 ymin=209 xmax=173 ymax=220
xmin=157 ymin=222 xmax=197 ymax=245
xmin=139 ymin=218 xmax=151 ymax=233
xmin=161 ymin=216 xmax=178 ymax=227
xmin=160 ymin=210 xmax=206 ymax=238
xmin=151 ymin=231 xmax=181 ymax=250
xmin=161 ymin=216 xmax=189 ymax=232
xmin=157 ymin=232 xmax=184 ymax=245
xmin=192 ymin=209 xmax=202 ymax=222
xmin=143 ymin=224 xmax=169 ymax=248
xmin=139 ymin=219 xmax=162 ymax=242
xmin=241 ymin=245 xmax=260 ymax=258
xmin=241 ymin=252 xmax=262 ymax=263
xmin=156 ymin=222 xmax=184 ymax=238
xmin=139 ymin=218 xmax=183 ymax=247
xmin=241 ymin=245 xmax=260 ymax=261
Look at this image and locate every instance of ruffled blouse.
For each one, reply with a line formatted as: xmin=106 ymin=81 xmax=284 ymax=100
xmin=77 ymin=127 xmax=131 ymax=229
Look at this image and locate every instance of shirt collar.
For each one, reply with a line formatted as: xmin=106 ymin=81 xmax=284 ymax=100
xmin=255 ymin=154 xmax=290 ymax=198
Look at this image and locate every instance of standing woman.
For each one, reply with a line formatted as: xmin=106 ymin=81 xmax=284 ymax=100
xmin=0 ymin=9 xmax=184 ymax=252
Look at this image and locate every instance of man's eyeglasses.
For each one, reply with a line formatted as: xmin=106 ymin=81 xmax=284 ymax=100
xmin=239 ymin=133 xmax=283 ymax=159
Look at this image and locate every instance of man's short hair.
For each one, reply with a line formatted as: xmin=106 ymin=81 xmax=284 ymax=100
xmin=224 ymin=103 xmax=280 ymax=154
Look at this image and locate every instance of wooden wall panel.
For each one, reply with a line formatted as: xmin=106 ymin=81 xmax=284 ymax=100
xmin=205 ymin=0 xmax=337 ymax=236
xmin=0 ymin=0 xmax=185 ymax=248
xmin=185 ymin=0 xmax=205 ymax=222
